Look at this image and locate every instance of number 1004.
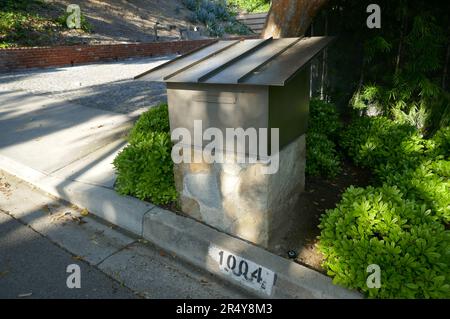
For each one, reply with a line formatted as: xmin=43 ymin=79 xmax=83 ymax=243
xmin=218 ymin=251 xmax=263 ymax=283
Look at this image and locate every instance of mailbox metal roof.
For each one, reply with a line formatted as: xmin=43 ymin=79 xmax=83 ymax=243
xmin=135 ymin=36 xmax=334 ymax=86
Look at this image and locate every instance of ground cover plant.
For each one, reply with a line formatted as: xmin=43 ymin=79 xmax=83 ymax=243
xmin=308 ymin=0 xmax=450 ymax=298
xmin=318 ymin=115 xmax=450 ymax=298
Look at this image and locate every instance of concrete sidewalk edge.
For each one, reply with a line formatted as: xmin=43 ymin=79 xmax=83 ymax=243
xmin=0 ymin=154 xmax=362 ymax=299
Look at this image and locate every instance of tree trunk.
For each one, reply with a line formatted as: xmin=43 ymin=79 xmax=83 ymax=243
xmin=262 ymin=0 xmax=329 ymax=38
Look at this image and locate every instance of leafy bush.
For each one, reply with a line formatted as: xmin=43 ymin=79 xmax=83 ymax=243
xmin=196 ymin=7 xmax=213 ymax=24
xmin=308 ymin=99 xmax=342 ymax=137
xmin=113 ymin=104 xmax=178 ymax=205
xmin=0 ymin=0 xmax=93 ymax=47
xmin=380 ymin=159 xmax=450 ymax=224
xmin=0 ymin=0 xmax=57 ymax=47
xmin=0 ymin=0 xmax=48 ymax=11
xmin=128 ymin=103 xmax=170 ymax=143
xmin=318 ymin=185 xmax=450 ymax=298
xmin=340 ymin=116 xmax=423 ymax=171
xmin=320 ymin=115 xmax=450 ymax=297
xmin=306 ymin=99 xmax=342 ymax=178
xmin=227 ymin=0 xmax=271 ymax=13
xmin=207 ymin=22 xmax=225 ymax=37
xmin=430 ymin=126 xmax=450 ymax=157
xmin=306 ymin=132 xmax=341 ymax=178
xmin=182 ymin=0 xmax=250 ymax=37
xmin=338 ymin=3 xmax=449 ymax=132
xmin=211 ymin=2 xmax=230 ymax=20
xmin=340 ymin=116 xmax=449 ymax=223
xmin=375 ymin=125 xmax=450 ymax=223
xmin=182 ymin=0 xmax=197 ymax=11
xmin=391 ymin=105 xmax=430 ymax=132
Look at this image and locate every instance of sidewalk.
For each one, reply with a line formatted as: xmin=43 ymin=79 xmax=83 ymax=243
xmin=0 ymin=90 xmax=131 ymax=188
xmin=0 ymin=170 xmax=249 ymax=298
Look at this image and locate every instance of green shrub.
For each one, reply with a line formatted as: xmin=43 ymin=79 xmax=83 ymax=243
xmin=0 ymin=0 xmax=56 ymax=47
xmin=306 ymin=99 xmax=342 ymax=178
xmin=128 ymin=103 xmax=170 ymax=143
xmin=321 ymin=116 xmax=450 ymax=297
xmin=340 ymin=116 xmax=423 ymax=171
xmin=182 ymin=0 xmax=250 ymax=37
xmin=308 ymin=99 xmax=342 ymax=137
xmin=318 ymin=184 xmax=450 ymax=298
xmin=227 ymin=0 xmax=271 ymax=13
xmin=306 ymin=132 xmax=341 ymax=178
xmin=377 ymin=125 xmax=450 ymax=223
xmin=379 ymin=159 xmax=450 ymax=224
xmin=429 ymin=126 xmax=450 ymax=157
xmin=113 ymin=104 xmax=178 ymax=205
xmin=340 ymin=116 xmax=450 ymax=223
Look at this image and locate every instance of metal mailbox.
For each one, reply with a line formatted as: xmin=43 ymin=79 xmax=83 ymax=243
xmin=136 ymin=37 xmax=334 ymax=156
xmin=135 ymin=36 xmax=335 ymax=247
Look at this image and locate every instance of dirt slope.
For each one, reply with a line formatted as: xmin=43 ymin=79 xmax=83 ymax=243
xmin=44 ymin=0 xmax=198 ymax=44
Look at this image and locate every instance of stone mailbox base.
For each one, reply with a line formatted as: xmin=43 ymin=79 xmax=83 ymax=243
xmin=173 ymin=134 xmax=306 ymax=248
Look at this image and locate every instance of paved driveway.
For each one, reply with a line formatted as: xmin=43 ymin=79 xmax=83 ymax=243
xmin=0 ymin=57 xmax=170 ymax=114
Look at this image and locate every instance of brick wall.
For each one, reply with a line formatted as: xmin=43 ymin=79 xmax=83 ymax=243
xmin=0 ymin=39 xmax=216 ymax=72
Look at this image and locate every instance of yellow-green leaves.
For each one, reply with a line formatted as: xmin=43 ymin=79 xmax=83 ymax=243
xmin=318 ymin=185 xmax=449 ymax=298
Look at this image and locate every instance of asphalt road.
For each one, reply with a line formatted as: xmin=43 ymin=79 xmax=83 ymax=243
xmin=0 ymin=210 xmax=137 ymax=299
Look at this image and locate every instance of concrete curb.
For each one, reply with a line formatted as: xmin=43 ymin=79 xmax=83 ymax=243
xmin=143 ymin=207 xmax=362 ymax=299
xmin=0 ymin=154 xmax=362 ymax=299
xmin=0 ymin=155 xmax=153 ymax=235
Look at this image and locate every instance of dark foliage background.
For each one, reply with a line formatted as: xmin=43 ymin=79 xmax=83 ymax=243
xmin=309 ymin=0 xmax=449 ymax=132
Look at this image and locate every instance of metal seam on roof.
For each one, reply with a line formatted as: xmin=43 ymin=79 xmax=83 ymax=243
xmin=163 ymin=40 xmax=240 ymax=80
xmin=201 ymin=37 xmax=300 ymax=84
xmin=166 ymin=39 xmax=267 ymax=83
xmin=241 ymin=36 xmax=334 ymax=86
xmin=197 ymin=37 xmax=273 ymax=83
xmin=134 ymin=40 xmax=236 ymax=81
xmin=236 ymin=37 xmax=303 ymax=84
xmin=133 ymin=40 xmax=219 ymax=80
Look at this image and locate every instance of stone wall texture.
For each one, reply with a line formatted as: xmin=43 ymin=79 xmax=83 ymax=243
xmin=174 ymin=134 xmax=306 ymax=248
